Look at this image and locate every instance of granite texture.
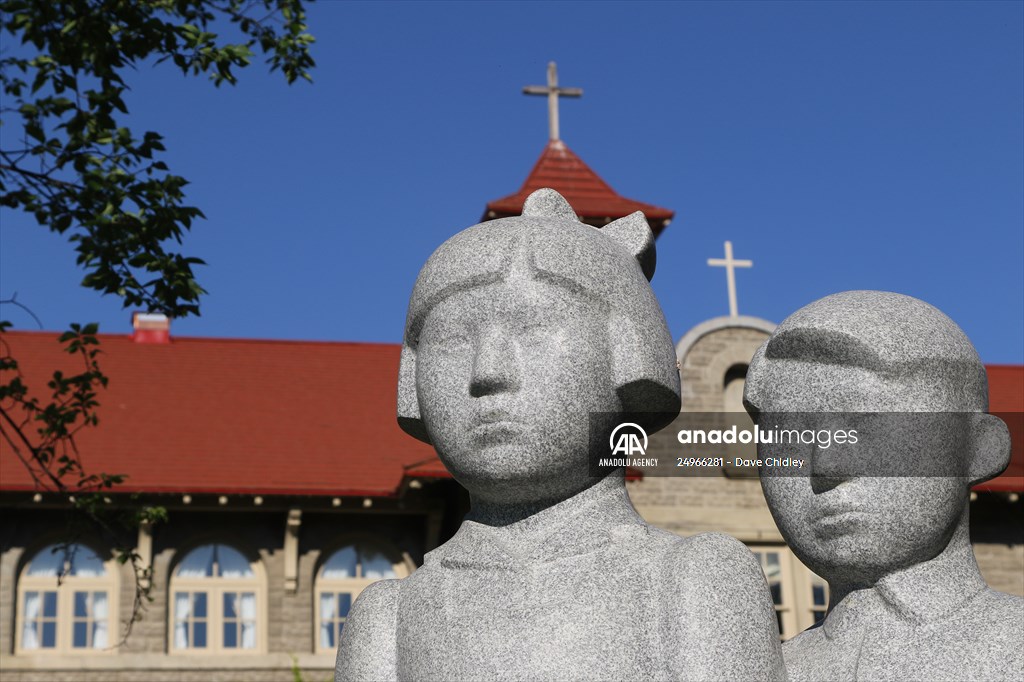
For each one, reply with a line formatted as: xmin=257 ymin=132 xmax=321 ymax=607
xmin=336 ymin=189 xmax=786 ymax=681
xmin=744 ymin=291 xmax=1024 ymax=681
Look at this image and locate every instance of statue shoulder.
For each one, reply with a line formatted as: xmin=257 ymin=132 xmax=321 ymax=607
xmin=334 ymin=579 xmax=401 ymax=682
xmin=662 ymin=531 xmax=766 ymax=578
xmin=656 ymin=531 xmax=786 ymax=681
xmin=659 ymin=532 xmax=777 ymax=612
xmin=973 ymin=588 xmax=1024 ymax=646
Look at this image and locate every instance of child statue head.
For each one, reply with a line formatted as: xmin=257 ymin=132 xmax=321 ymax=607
xmin=397 ymin=189 xmax=680 ymax=505
xmin=744 ymin=291 xmax=1011 ymax=585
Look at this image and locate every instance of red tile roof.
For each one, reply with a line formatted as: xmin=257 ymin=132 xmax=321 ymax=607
xmin=0 ymin=331 xmax=439 ymax=498
xmin=484 ymin=141 xmax=675 ymax=236
xmin=974 ymin=365 xmax=1024 ymax=493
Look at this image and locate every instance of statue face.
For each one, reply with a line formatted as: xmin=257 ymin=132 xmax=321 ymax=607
xmin=415 ymin=277 xmax=619 ymax=504
xmin=754 ymin=362 xmax=970 ymax=585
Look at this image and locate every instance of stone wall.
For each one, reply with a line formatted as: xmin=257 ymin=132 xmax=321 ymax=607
xmin=975 ymin=543 xmax=1024 ymax=596
xmin=629 ymin=322 xmax=778 ymax=542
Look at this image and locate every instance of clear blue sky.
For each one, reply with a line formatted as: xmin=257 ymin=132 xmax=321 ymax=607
xmin=2 ymin=1 xmax=1022 ymax=363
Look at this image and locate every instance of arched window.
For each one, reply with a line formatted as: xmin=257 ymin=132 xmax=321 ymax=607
xmin=315 ymin=543 xmax=408 ymax=653
xmin=16 ymin=543 xmax=118 ymax=653
xmin=169 ymin=543 xmax=265 ymax=654
xmin=723 ymin=363 xmax=758 ymax=476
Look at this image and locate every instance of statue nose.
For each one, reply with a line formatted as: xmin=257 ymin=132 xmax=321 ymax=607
xmin=809 ymin=442 xmax=854 ymax=493
xmin=469 ymin=328 xmax=520 ymax=397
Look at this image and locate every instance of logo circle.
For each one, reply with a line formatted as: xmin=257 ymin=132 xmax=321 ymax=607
xmin=609 ymin=422 xmax=649 ymax=453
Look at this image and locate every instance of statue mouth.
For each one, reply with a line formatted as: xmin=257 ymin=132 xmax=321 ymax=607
xmin=469 ymin=421 xmax=525 ymax=444
xmin=473 ymin=407 xmax=520 ymax=426
xmin=813 ymin=510 xmax=874 ymax=538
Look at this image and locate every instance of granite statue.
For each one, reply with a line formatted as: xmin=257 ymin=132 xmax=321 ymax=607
xmin=744 ymin=290 xmax=1024 ymax=681
xmin=335 ymin=189 xmax=786 ymax=681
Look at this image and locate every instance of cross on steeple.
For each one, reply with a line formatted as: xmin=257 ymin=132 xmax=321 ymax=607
xmin=523 ymin=61 xmax=582 ymax=142
xmin=707 ymin=241 xmax=753 ymax=318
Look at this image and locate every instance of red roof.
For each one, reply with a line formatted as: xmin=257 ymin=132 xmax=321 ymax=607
xmin=484 ymin=141 xmax=675 ymax=236
xmin=974 ymin=365 xmax=1024 ymax=492
xmin=0 ymin=331 xmax=439 ymax=498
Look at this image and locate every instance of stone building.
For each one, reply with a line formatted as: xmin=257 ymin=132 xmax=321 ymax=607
xmin=0 ymin=325 xmax=467 ymax=682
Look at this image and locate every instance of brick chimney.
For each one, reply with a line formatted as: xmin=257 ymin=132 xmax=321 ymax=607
xmin=132 ymin=312 xmax=170 ymax=344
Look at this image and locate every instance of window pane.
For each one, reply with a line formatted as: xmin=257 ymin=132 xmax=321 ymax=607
xmin=360 ymin=549 xmax=396 ymax=579
xmin=224 ymin=592 xmax=237 ymax=619
xmin=41 ymin=621 xmax=56 ymax=648
xmin=193 ymin=621 xmax=207 ymax=648
xmin=26 ymin=545 xmax=63 ymax=577
xmin=74 ymin=621 xmax=89 ymax=648
xmin=21 ymin=592 xmax=41 ymax=650
xmin=770 ymin=582 xmax=782 ymax=605
xmin=319 ymin=592 xmax=337 ymax=650
xmin=92 ymin=591 xmax=108 ymax=620
xmin=762 ymin=555 xmax=781 ymax=580
xmin=322 ymin=546 xmax=357 ymax=579
xmin=338 ymin=593 xmax=352 ymax=618
xmin=240 ymin=593 xmax=256 ymax=649
xmin=320 ymin=620 xmax=335 ymax=649
xmin=68 ymin=546 xmax=105 ymax=577
xmin=813 ymin=610 xmax=826 ymax=624
xmin=42 ymin=591 xmax=57 ymax=618
xmin=216 ymin=545 xmax=254 ymax=578
xmin=776 ymin=610 xmax=784 ymax=638
xmin=194 ymin=592 xmax=207 ymax=618
xmin=93 ymin=620 xmax=109 ymax=649
xmin=173 ymin=592 xmax=190 ymax=649
xmin=240 ymin=620 xmax=256 ymax=649
xmin=320 ymin=592 xmax=336 ymax=621
xmin=75 ymin=591 xmax=89 ymax=618
xmin=813 ymin=584 xmax=826 ymax=606
xmin=177 ymin=545 xmax=215 ymax=577
xmin=240 ymin=592 xmax=256 ymax=619
xmin=174 ymin=592 xmax=190 ymax=620
xmin=224 ymin=621 xmax=237 ymax=649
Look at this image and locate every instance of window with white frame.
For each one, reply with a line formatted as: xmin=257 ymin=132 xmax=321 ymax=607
xmin=808 ymin=569 xmax=829 ymax=625
xmin=752 ymin=547 xmax=794 ymax=640
xmin=751 ymin=544 xmax=831 ymax=640
xmin=315 ymin=543 xmax=408 ymax=653
xmin=16 ymin=543 xmax=118 ymax=653
xmin=169 ymin=543 xmax=264 ymax=653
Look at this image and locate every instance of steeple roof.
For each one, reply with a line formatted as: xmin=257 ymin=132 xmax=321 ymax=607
xmin=483 ymin=140 xmax=674 ymax=237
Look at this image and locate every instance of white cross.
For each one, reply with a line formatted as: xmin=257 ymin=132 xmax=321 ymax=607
xmin=523 ymin=61 xmax=582 ymax=142
xmin=707 ymin=241 xmax=753 ymax=318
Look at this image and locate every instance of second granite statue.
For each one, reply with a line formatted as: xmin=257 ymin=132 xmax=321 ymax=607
xmin=744 ymin=291 xmax=1024 ymax=681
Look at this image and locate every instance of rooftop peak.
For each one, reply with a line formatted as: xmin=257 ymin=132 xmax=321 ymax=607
xmin=483 ymin=140 xmax=674 ymax=236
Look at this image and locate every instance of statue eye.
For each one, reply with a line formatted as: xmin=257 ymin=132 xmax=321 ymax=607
xmin=516 ymin=321 xmax=553 ymax=336
xmin=421 ymin=321 xmax=472 ymax=349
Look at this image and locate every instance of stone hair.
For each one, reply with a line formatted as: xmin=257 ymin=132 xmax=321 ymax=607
xmin=397 ymin=189 xmax=681 ymax=444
